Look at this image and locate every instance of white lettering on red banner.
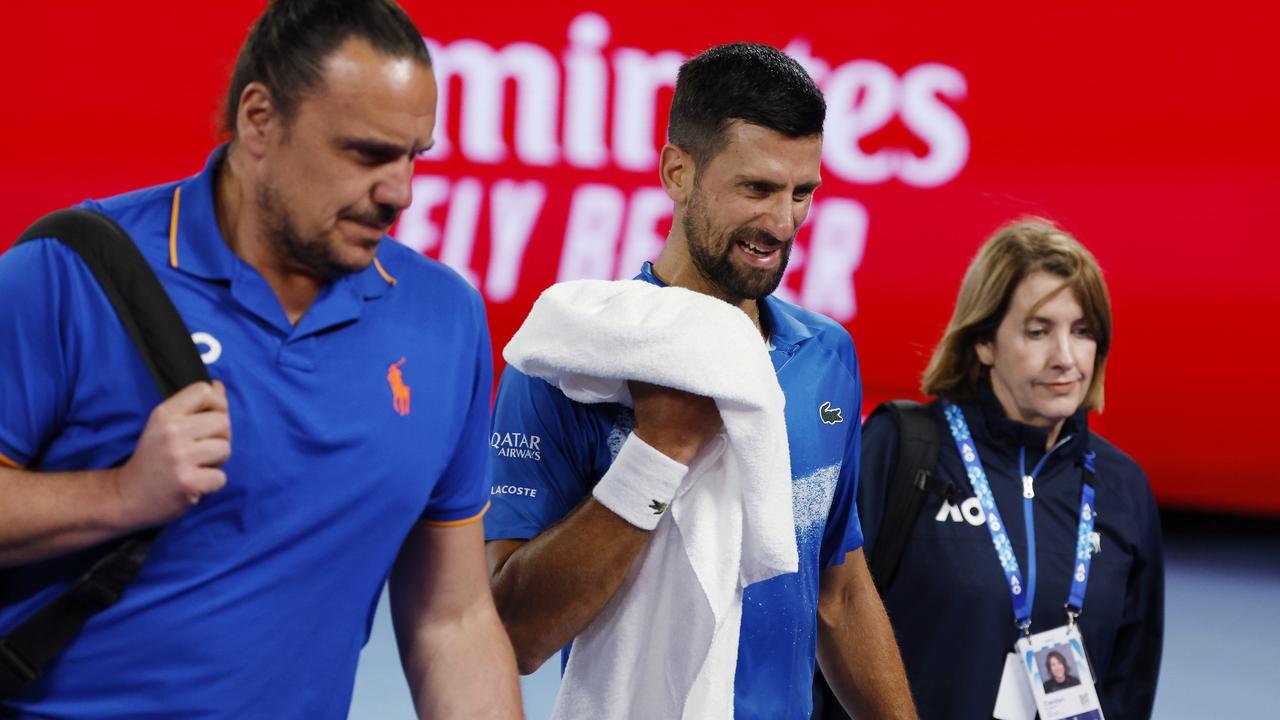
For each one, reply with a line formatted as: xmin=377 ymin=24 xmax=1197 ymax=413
xmin=397 ymin=12 xmax=970 ymax=322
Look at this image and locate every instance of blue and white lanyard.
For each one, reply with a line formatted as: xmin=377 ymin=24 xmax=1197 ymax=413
xmin=943 ymin=403 xmax=1097 ymax=633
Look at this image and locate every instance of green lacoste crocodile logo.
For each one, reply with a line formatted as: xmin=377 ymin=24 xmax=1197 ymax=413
xmin=819 ymin=402 xmax=843 ymax=425
xmin=649 ymin=500 xmax=668 ymax=515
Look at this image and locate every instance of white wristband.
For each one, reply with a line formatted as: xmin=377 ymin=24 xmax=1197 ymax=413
xmin=592 ymin=433 xmax=689 ymax=530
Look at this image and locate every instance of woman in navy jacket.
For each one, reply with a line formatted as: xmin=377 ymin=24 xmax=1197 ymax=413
xmin=855 ymin=220 xmax=1163 ymax=719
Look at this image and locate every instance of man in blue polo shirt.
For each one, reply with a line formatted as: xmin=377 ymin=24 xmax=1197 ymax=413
xmin=0 ymin=1 xmax=520 ymax=717
xmin=484 ymin=43 xmax=915 ymax=719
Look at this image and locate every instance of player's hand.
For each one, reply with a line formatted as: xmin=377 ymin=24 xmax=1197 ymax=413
xmin=629 ymin=380 xmax=722 ymax=465
xmin=111 ymin=380 xmax=232 ymax=528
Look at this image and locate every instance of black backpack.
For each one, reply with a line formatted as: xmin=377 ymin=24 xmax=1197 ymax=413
xmin=0 ymin=209 xmax=209 ymax=699
xmin=811 ymin=400 xmax=955 ymax=719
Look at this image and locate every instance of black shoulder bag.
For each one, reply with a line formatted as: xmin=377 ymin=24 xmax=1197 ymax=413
xmin=865 ymin=399 xmax=954 ymax=592
xmin=0 ymin=208 xmax=209 ymax=699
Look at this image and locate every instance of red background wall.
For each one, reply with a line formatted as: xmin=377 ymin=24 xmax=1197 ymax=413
xmin=2 ymin=1 xmax=1276 ymax=514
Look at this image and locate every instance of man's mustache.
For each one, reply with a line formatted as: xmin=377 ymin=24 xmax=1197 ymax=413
xmin=730 ymin=226 xmax=789 ymax=249
xmin=340 ymin=204 xmax=399 ymax=230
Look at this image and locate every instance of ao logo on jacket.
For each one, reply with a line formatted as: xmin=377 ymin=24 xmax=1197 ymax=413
xmin=935 ymin=497 xmax=987 ymax=526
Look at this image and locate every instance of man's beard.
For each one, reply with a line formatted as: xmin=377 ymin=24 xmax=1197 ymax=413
xmin=682 ymin=193 xmax=792 ymax=302
xmin=255 ymin=180 xmax=396 ymax=283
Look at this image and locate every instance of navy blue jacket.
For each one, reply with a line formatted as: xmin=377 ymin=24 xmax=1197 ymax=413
xmin=859 ymin=385 xmax=1163 ymax=720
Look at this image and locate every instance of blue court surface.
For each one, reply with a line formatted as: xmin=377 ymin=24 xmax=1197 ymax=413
xmin=349 ymin=511 xmax=1279 ymax=718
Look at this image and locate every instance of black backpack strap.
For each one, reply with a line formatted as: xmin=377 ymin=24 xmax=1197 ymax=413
xmin=0 ymin=208 xmax=209 ymax=699
xmin=866 ymin=400 xmax=948 ymax=594
xmin=14 ymin=209 xmax=209 ymax=396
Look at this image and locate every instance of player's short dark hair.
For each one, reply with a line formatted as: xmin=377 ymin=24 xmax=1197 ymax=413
xmin=667 ymin=42 xmax=825 ymax=170
xmin=222 ymin=0 xmax=432 ymax=136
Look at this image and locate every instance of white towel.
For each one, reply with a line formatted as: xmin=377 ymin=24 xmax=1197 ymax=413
xmin=503 ymin=279 xmax=798 ymax=720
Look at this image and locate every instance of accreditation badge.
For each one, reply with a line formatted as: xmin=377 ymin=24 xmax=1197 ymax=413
xmin=1013 ymin=624 xmax=1105 ymax=720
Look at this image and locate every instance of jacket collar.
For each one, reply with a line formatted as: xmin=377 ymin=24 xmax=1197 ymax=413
xmin=962 ymin=380 xmax=1092 ymax=460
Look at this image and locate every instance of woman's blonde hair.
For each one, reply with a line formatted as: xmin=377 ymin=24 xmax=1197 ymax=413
xmin=921 ymin=219 xmax=1113 ymax=410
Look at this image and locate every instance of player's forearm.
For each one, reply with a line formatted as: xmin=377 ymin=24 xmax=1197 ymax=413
xmin=489 ymin=499 xmax=651 ymax=674
xmin=398 ymin=598 xmax=522 ymax=719
xmin=816 ymin=553 xmax=917 ymax=720
xmin=0 ymin=466 xmax=137 ymax=567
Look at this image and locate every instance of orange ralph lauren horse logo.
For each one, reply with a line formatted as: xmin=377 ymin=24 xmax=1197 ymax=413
xmin=387 ymin=358 xmax=411 ymax=416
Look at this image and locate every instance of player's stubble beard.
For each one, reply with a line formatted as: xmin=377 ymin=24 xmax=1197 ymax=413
xmin=682 ymin=187 xmax=793 ymax=303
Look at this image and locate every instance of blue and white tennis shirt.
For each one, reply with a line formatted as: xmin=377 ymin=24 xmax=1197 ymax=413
xmin=485 ymin=263 xmax=865 ymax=719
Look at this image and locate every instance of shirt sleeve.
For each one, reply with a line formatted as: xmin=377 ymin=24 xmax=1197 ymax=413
xmin=483 ymin=364 xmax=597 ymax=542
xmin=0 ymin=240 xmax=76 ymax=469
xmin=818 ymin=347 xmax=865 ymax=568
xmin=1096 ymin=466 xmax=1165 ymax=719
xmin=419 ymin=291 xmax=495 ymax=526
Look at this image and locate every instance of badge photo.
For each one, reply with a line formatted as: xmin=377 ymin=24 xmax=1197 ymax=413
xmin=1015 ymin=624 xmax=1105 ymax=720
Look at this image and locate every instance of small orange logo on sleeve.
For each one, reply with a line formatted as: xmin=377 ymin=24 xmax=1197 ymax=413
xmin=387 ymin=357 xmax=411 ymax=416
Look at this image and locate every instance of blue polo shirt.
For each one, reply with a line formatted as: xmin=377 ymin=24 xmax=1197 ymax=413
xmin=484 ymin=263 xmax=864 ymax=719
xmin=0 ymin=147 xmax=493 ymax=718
